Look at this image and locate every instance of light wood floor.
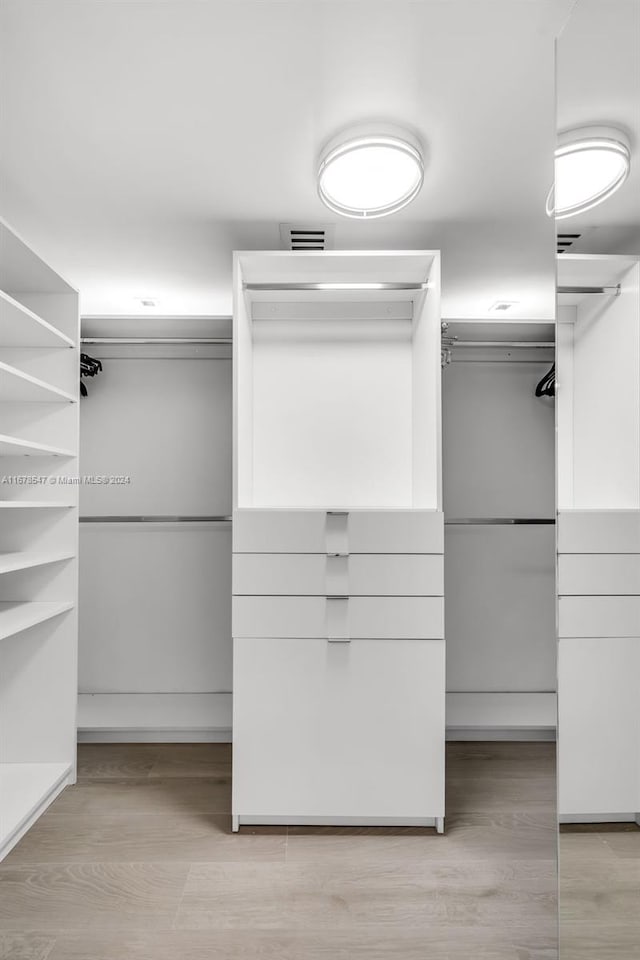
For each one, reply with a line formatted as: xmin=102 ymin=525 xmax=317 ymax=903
xmin=559 ymin=824 xmax=640 ymax=960
xmin=0 ymin=742 xmax=557 ymax=960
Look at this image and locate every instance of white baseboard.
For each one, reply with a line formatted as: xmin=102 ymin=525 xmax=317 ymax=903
xmin=78 ymin=691 xmax=556 ymax=743
xmin=77 ymin=693 xmax=232 ymax=743
xmin=560 ymin=812 xmax=640 ymax=824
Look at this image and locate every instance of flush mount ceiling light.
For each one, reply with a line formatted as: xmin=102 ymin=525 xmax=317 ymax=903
xmin=317 ymin=124 xmax=424 ymax=219
xmin=546 ymin=125 xmax=631 ymax=220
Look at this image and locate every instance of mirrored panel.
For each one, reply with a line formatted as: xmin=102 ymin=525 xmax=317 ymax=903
xmin=556 ymin=2 xmax=640 ymax=957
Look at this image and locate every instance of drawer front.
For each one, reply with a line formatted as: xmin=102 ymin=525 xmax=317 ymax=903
xmin=558 ymin=511 xmax=640 ymax=554
xmin=558 ymin=554 xmax=640 ymax=596
xmin=558 ymin=637 xmax=640 ymax=816
xmin=233 ymin=509 xmax=443 ymax=554
xmin=233 ymin=553 xmax=444 ymax=597
xmin=233 ymin=636 xmax=445 ymax=819
xmin=232 ymin=595 xmax=444 ymax=639
xmin=558 ymin=596 xmax=640 ymax=638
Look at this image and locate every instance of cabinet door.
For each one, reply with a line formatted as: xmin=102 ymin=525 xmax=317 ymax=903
xmin=558 ymin=637 xmax=640 ymax=817
xmin=233 ymin=509 xmax=443 ymax=554
xmin=233 ymin=636 xmax=445 ymax=819
xmin=233 ymin=553 xmax=444 ymax=597
xmin=232 ymin=596 xmax=444 ymax=639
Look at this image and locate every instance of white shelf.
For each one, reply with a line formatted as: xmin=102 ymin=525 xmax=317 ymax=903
xmin=0 ymin=434 xmax=75 ymax=458
xmin=78 ymin=693 xmax=232 ymax=742
xmin=0 ymin=601 xmax=74 ymax=642
xmin=0 ymin=360 xmax=75 ymax=403
xmin=0 ymin=551 xmax=74 ymax=575
xmin=0 ymin=289 xmax=74 ymax=348
xmin=0 ymin=762 xmax=71 ymax=858
xmin=447 ymin=692 xmax=557 ymax=740
xmin=0 ymin=501 xmax=73 ymax=509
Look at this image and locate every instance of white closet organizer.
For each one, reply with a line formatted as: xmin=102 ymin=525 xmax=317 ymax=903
xmin=557 ymin=254 xmax=640 ymax=824
xmin=0 ymin=219 xmax=79 ymax=859
xmin=232 ymin=251 xmax=444 ymax=832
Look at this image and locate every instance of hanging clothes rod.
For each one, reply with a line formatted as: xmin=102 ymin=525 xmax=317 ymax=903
xmin=80 ymin=515 xmax=232 ymax=523
xmin=242 ymin=282 xmax=430 ymax=292
xmin=449 ymin=341 xmax=554 ymax=348
xmin=557 ymin=284 xmax=621 ymax=295
xmin=445 ymin=518 xmax=555 ymax=525
xmin=81 ymin=337 xmax=232 ymax=345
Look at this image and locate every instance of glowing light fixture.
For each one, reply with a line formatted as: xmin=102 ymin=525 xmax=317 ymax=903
xmin=547 ymin=125 xmax=631 ymax=220
xmin=317 ymin=125 xmax=424 ymax=219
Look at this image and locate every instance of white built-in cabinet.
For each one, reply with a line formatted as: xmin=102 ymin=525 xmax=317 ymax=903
xmin=232 ymin=251 xmax=444 ymax=830
xmin=0 ymin=219 xmax=79 ymax=858
xmin=557 ymin=254 xmax=640 ymax=823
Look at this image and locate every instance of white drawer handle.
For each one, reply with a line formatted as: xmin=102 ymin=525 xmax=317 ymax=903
xmin=328 ymin=636 xmax=351 ymax=643
xmin=327 ymin=595 xmax=348 ymax=601
xmin=328 ymin=552 xmax=349 ymax=558
xmin=327 ymin=510 xmax=349 ymax=517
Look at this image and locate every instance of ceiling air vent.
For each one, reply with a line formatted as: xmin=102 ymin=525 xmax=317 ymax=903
xmin=279 ymin=223 xmax=335 ymax=251
xmin=557 ymin=233 xmax=581 ymax=254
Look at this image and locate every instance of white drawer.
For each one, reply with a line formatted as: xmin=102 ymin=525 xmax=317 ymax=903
xmin=558 ymin=596 xmax=640 ymax=638
xmin=232 ymin=595 xmax=444 ymax=639
xmin=558 ymin=554 xmax=640 ymax=596
xmin=233 ymin=636 xmax=445 ymax=820
xmin=558 ymin=511 xmax=640 ymax=554
xmin=233 ymin=553 xmax=443 ymax=597
xmin=233 ymin=509 xmax=443 ymax=554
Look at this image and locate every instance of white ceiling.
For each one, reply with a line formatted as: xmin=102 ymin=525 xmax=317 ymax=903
xmin=2 ymin=0 xmax=629 ymax=319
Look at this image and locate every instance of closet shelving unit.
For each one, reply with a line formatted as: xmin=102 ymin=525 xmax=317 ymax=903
xmin=557 ymin=254 xmax=640 ymax=823
xmin=0 ymin=217 xmax=79 ymax=859
xmin=232 ymin=251 xmax=445 ymax=831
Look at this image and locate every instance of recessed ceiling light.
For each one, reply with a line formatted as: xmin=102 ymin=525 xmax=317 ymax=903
xmin=546 ymin=125 xmax=631 ymax=220
xmin=489 ymin=301 xmax=519 ymax=312
xmin=317 ymin=124 xmax=424 ymax=219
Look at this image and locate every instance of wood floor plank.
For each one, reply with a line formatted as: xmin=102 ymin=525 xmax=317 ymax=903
xmin=560 ymin=858 xmax=640 ymax=923
xmin=0 ymin=863 xmax=189 ymax=931
xmin=175 ymin=859 xmax=557 ymax=930
xmin=45 ymin=777 xmax=231 ymax=817
xmin=287 ymin=811 xmax=556 ymax=862
xmin=0 ymin=935 xmax=55 ymax=960
xmin=77 ymin=743 xmax=232 ymax=781
xmin=560 ymin=925 xmax=640 ymax=960
xmin=3 ymin=813 xmax=285 ymax=864
xmin=446 ymin=743 xmax=556 ymax=780
xmin=43 ymin=927 xmax=557 ymax=960
xmin=446 ymin=776 xmax=556 ymax=813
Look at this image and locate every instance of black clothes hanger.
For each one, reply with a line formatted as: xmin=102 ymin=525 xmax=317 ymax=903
xmin=80 ymin=353 xmax=103 ymax=397
xmin=535 ymin=363 xmax=555 ymax=398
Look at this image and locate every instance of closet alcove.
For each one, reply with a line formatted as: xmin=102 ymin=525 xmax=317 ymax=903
xmin=557 ymin=253 xmax=640 ymax=823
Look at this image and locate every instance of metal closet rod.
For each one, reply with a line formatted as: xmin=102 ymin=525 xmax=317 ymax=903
xmin=445 ymin=518 xmax=555 ymax=525
xmin=243 ymin=281 xmax=430 ymax=291
xmin=80 ymin=516 xmax=554 ymax=526
xmin=557 ymin=284 xmax=620 ymax=295
xmin=80 ymin=515 xmax=231 ymax=523
xmin=81 ymin=337 xmax=232 ymax=345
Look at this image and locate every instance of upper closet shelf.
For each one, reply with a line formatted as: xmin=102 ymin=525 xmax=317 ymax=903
xmin=0 ymin=434 xmax=75 ymax=457
xmin=0 ymin=501 xmax=73 ymax=509
xmin=0 ymin=290 xmax=75 ymax=348
xmin=0 ymin=600 xmax=74 ymax=642
xmin=0 ymin=361 xmax=75 ymax=403
xmin=0 ymin=551 xmax=75 ymax=575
